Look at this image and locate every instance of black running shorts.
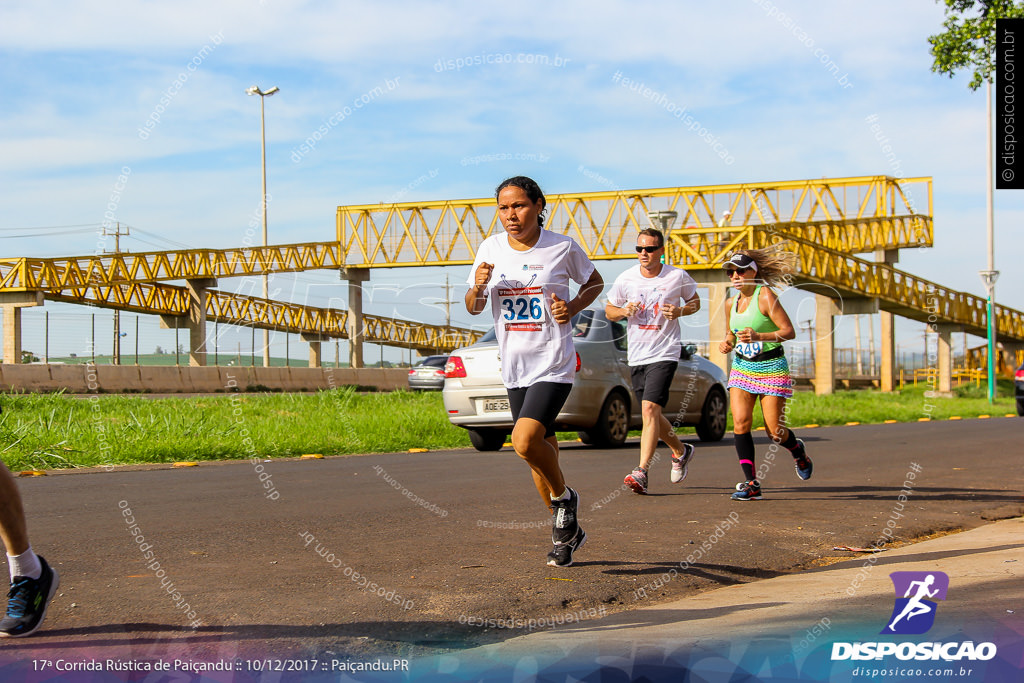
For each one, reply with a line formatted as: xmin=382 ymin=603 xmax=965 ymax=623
xmin=506 ymin=382 xmax=573 ymax=438
xmin=630 ymin=360 xmax=678 ymax=408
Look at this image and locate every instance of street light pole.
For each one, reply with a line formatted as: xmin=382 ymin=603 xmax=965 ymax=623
xmin=246 ymin=85 xmax=279 ymax=368
xmin=982 ymin=79 xmax=999 ymax=404
xmin=646 ymin=211 xmax=678 ymax=264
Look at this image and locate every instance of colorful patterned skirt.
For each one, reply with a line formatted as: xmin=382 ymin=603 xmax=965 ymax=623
xmin=727 ymin=353 xmax=794 ymax=398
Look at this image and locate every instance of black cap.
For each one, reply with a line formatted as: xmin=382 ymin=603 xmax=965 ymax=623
xmin=722 ymin=253 xmax=758 ymax=272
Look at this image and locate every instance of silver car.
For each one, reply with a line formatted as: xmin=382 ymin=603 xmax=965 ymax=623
xmin=407 ymin=355 xmax=449 ymax=391
xmin=443 ymin=309 xmax=729 ymax=451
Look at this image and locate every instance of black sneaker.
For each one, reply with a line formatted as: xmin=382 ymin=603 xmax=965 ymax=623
xmin=0 ymin=556 xmax=59 ymax=638
xmin=792 ymin=439 xmax=813 ymax=481
xmin=547 ymin=526 xmax=587 ymax=567
xmin=550 ymin=487 xmax=581 ymax=545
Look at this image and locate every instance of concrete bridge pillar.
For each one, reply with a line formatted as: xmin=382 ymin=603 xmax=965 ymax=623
xmin=186 ymin=279 xmax=217 ymax=367
xmin=301 ymin=333 xmax=331 ymax=368
xmin=875 ymin=248 xmax=900 ymax=393
xmin=161 ymin=280 xmax=217 ymax=366
xmin=880 ymin=311 xmax=896 ymax=392
xmin=692 ymin=270 xmax=731 ymax=376
xmin=341 ymin=267 xmax=370 ymax=369
xmin=1 ymin=292 xmax=44 ymax=364
xmin=814 ymin=295 xmax=840 ymax=395
xmin=936 ymin=324 xmax=959 ymax=395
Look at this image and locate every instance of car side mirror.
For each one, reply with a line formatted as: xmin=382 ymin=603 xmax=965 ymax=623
xmin=680 ymin=343 xmax=697 ymax=360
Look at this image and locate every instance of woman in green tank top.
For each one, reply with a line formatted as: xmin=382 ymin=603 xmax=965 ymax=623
xmin=718 ymin=249 xmax=814 ymax=501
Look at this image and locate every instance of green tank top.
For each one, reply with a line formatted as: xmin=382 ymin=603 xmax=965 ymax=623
xmin=730 ymin=285 xmax=781 ymax=355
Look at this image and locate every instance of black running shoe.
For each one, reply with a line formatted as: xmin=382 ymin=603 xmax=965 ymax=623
xmin=550 ymin=487 xmax=581 ymax=545
xmin=792 ymin=439 xmax=813 ymax=481
xmin=547 ymin=527 xmax=587 ymax=567
xmin=0 ymin=556 xmax=59 ymax=638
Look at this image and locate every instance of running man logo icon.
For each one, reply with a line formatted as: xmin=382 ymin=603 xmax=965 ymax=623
xmin=881 ymin=571 xmax=949 ymax=635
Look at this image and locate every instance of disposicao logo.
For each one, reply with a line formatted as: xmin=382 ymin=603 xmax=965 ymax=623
xmin=831 ymin=571 xmax=997 ymax=662
xmin=882 ymin=571 xmax=948 ymax=635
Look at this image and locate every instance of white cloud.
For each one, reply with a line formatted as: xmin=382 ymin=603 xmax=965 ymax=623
xmin=0 ymin=0 xmax=1020 ymax=362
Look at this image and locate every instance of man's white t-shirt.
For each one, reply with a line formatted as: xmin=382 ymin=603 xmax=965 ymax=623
xmin=468 ymin=230 xmax=595 ymax=388
xmin=606 ymin=263 xmax=697 ymax=366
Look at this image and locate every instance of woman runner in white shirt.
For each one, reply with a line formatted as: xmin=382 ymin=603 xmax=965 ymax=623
xmin=466 ymin=176 xmax=603 ymax=567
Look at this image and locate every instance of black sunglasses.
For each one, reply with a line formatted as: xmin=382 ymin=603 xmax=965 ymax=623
xmin=635 ymin=245 xmax=661 ymax=253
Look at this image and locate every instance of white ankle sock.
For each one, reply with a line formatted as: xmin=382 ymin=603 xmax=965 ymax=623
xmin=550 ymin=488 xmax=571 ymax=502
xmin=7 ymin=548 xmax=42 ymax=581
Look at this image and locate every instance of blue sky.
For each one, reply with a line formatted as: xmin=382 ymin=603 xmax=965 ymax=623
xmin=0 ymin=1 xmax=1019 ymax=363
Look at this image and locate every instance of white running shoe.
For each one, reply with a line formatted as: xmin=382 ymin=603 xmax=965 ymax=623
xmin=670 ymin=443 xmax=696 ymax=483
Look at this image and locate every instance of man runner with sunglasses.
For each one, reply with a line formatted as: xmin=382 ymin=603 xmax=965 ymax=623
xmin=606 ymin=228 xmax=700 ymax=494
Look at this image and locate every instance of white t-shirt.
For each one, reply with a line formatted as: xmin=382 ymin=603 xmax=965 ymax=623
xmin=606 ymin=263 xmax=698 ymax=366
xmin=468 ymin=230 xmax=596 ymax=388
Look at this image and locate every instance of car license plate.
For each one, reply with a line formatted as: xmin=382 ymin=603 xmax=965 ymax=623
xmin=483 ymin=398 xmax=510 ymax=413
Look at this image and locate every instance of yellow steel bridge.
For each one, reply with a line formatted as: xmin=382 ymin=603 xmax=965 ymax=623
xmin=1 ymin=175 xmax=1020 ymax=388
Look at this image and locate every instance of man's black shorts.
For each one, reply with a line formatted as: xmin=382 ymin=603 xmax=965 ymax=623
xmin=507 ymin=382 xmax=573 ymax=438
xmin=630 ymin=360 xmax=678 ymax=408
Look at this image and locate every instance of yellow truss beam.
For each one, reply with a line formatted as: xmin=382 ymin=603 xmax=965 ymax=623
xmin=45 ymin=283 xmax=481 ymax=353
xmin=336 ymin=175 xmax=933 ymax=267
xmin=3 ymin=174 xmax=1019 ymax=347
xmin=0 ymin=242 xmax=348 ymax=291
xmin=665 ymin=227 xmax=1024 ymax=342
xmin=0 ymin=176 xmax=929 ymax=290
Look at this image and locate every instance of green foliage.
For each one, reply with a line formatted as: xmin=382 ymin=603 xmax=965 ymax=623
xmin=929 ymin=0 xmax=1024 ymax=90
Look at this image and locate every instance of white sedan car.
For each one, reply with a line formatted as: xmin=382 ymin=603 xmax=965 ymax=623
xmin=443 ymin=309 xmax=729 ymax=451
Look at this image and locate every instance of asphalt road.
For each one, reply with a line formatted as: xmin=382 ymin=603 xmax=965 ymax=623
xmin=3 ymin=418 xmax=1021 ymax=667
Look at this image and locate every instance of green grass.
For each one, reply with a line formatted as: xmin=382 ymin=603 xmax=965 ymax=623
xmin=0 ymin=381 xmax=1018 ymax=471
xmin=0 ymin=389 xmax=468 ymax=471
xmin=744 ymin=380 xmax=1019 ymax=430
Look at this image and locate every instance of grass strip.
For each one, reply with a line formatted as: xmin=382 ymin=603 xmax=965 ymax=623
xmin=0 ymin=381 xmax=1017 ymax=471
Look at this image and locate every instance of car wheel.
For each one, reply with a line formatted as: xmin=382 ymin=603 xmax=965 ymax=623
xmin=585 ymin=390 xmax=630 ymax=449
xmin=696 ymin=386 xmax=727 ymax=442
xmin=468 ymin=428 xmax=506 ymax=452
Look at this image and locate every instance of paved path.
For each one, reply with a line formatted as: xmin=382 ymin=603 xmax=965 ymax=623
xmin=434 ymin=516 xmax=1023 ymax=681
xmin=0 ymin=418 xmax=1020 ymax=681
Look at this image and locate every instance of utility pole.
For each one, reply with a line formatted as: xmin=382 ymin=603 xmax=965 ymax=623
xmin=444 ymin=273 xmax=452 ymax=328
xmin=854 ymin=315 xmax=863 ymax=375
xmin=800 ymin=319 xmax=815 ymax=374
xmin=868 ymin=314 xmax=877 ymax=376
xmin=923 ymin=326 xmax=929 ymax=369
xmin=103 ymin=222 xmax=130 ymax=365
xmin=432 ymin=273 xmax=459 ymax=349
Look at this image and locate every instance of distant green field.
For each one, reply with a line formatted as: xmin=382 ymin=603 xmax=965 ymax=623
xmin=0 ymin=381 xmax=1016 ymax=472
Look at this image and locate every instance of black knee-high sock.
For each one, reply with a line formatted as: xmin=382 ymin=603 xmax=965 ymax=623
xmin=779 ymin=429 xmax=799 ymax=455
xmin=735 ymin=432 xmax=755 ymax=481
